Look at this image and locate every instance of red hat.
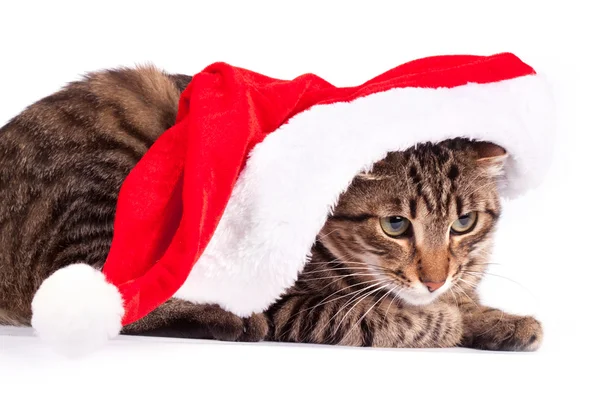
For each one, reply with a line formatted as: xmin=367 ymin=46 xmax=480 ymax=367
xmin=31 ymin=53 xmax=555 ymax=355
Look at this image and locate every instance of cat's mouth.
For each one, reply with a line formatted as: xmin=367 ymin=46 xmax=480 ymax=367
xmin=388 ymin=278 xmax=451 ymax=306
xmin=394 ymin=267 xmax=465 ymax=306
xmin=397 ymin=286 xmax=447 ymax=306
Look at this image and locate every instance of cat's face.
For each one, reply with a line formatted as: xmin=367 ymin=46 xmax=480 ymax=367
xmin=318 ymin=138 xmax=507 ymax=306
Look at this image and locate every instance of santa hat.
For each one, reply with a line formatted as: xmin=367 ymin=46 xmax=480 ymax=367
xmin=30 ymin=52 xmax=555 ymax=355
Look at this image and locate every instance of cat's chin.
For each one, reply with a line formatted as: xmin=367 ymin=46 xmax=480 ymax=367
xmin=396 ymin=289 xmax=444 ymax=306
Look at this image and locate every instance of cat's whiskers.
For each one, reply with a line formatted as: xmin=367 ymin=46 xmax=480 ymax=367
xmin=312 ymin=281 xmax=390 ymax=341
xmin=298 ymin=274 xmax=386 ymax=285
xmin=291 ymin=278 xmax=389 ymax=326
xmin=300 ymin=259 xmax=398 ymax=280
xmin=317 ymin=228 xmax=340 ymax=241
xmin=454 ymin=285 xmax=478 ymax=307
xmin=299 ymin=266 xmax=381 ymax=277
xmin=304 ymin=255 xmax=354 ymax=266
xmin=302 ymin=263 xmax=386 ymax=271
xmin=305 ymin=258 xmax=397 ymax=276
xmin=383 ymin=287 xmax=400 ymax=321
xmin=472 ymin=261 xmax=501 ymax=266
xmin=299 ymin=273 xmax=383 ymax=282
xmin=342 ymin=286 xmax=398 ymax=345
xmin=449 ymin=288 xmax=460 ymax=309
xmin=304 ymin=284 xmax=384 ymax=343
xmin=299 ymin=266 xmax=393 ymax=288
xmin=299 ymin=266 xmax=402 ymax=302
xmin=462 ymin=269 xmax=534 ymax=295
xmin=313 ymin=276 xmax=387 ymax=301
xmin=458 ymin=277 xmax=478 ymax=289
xmin=332 ymin=282 xmax=391 ymax=337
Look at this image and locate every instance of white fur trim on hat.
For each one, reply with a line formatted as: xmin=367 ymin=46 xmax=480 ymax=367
xmin=31 ymin=263 xmax=124 ymax=356
xmin=175 ymin=73 xmax=555 ymax=317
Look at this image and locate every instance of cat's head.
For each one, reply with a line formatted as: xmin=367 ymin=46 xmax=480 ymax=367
xmin=318 ymin=138 xmax=508 ymax=305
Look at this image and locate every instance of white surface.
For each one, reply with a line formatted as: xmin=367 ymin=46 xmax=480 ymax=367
xmin=0 ymin=0 xmax=597 ymax=409
xmin=0 ymin=326 xmax=588 ymax=410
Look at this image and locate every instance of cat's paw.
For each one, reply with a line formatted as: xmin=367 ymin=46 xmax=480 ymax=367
xmin=205 ymin=311 xmax=246 ymax=342
xmin=463 ymin=311 xmax=543 ymax=352
xmin=121 ymin=302 xmax=251 ymax=342
xmin=239 ymin=313 xmax=269 ymax=342
xmin=502 ymin=315 xmax=543 ymax=351
xmin=203 ymin=307 xmax=268 ymax=343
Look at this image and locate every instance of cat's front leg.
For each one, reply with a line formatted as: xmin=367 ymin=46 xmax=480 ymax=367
xmin=372 ymin=301 xmax=464 ymax=348
xmin=267 ymin=293 xmax=463 ymax=348
xmin=459 ymin=305 xmax=543 ymax=351
xmin=121 ymin=298 xmax=269 ymax=342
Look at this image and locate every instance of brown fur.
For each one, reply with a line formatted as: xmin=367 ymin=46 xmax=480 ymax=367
xmin=0 ymin=65 xmax=265 ymax=342
xmin=122 ymin=299 xmax=268 ymax=342
xmin=0 ymin=67 xmax=541 ymax=350
xmin=267 ymin=139 xmax=542 ymax=351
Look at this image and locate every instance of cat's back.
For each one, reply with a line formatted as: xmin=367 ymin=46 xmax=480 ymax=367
xmin=0 ymin=65 xmax=189 ymax=162
xmin=0 ymin=65 xmax=191 ymax=322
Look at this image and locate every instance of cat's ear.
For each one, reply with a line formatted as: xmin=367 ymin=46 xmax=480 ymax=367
xmin=472 ymin=141 xmax=508 ymax=177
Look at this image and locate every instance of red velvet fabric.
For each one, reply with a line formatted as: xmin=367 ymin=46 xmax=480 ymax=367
xmin=101 ymin=53 xmax=536 ymax=325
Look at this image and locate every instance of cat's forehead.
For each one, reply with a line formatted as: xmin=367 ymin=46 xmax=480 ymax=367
xmin=343 ymin=139 xmax=496 ymax=215
xmin=366 ymin=141 xmax=480 ymax=184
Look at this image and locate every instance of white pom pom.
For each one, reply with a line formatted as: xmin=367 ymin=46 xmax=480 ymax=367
xmin=31 ymin=263 xmax=124 ymax=357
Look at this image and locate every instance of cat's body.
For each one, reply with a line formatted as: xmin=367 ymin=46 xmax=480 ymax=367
xmin=0 ymin=66 xmax=190 ymax=325
xmin=0 ymin=66 xmax=542 ymax=351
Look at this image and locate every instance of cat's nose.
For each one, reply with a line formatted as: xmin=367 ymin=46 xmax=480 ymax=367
xmin=423 ymin=281 xmax=444 ymax=292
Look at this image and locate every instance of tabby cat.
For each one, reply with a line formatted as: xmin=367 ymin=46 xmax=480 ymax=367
xmin=267 ymin=139 xmax=543 ymax=351
xmin=0 ymin=66 xmax=542 ymax=351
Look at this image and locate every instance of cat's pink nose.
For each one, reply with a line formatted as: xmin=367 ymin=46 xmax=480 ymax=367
xmin=423 ymin=281 xmax=444 ymax=292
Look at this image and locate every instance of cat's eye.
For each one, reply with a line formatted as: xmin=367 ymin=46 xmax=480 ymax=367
xmin=380 ymin=216 xmax=411 ymax=237
xmin=451 ymin=211 xmax=478 ymax=234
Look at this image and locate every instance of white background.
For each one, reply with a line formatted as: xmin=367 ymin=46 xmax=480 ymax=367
xmin=0 ymin=1 xmax=597 ymax=409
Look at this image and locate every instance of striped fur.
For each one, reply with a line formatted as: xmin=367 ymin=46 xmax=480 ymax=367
xmin=267 ymin=139 xmax=543 ymax=351
xmin=0 ymin=71 xmax=542 ymax=350
xmin=0 ymin=65 xmax=189 ymax=323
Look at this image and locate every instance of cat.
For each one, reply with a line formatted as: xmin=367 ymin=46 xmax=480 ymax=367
xmin=266 ymin=138 xmax=543 ymax=351
xmin=0 ymin=66 xmax=542 ymax=351
xmin=0 ymin=65 xmax=267 ymax=341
